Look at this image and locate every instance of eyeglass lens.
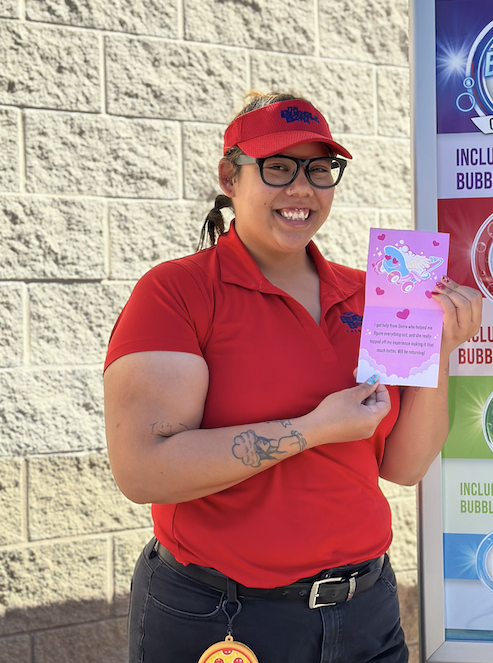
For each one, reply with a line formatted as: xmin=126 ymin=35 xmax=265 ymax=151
xmin=261 ymin=157 xmax=343 ymax=188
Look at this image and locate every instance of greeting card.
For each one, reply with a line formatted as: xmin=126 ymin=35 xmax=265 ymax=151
xmin=357 ymin=228 xmax=450 ymax=387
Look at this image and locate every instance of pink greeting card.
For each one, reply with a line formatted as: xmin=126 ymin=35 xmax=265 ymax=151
xmin=356 ymin=228 xmax=450 ymax=387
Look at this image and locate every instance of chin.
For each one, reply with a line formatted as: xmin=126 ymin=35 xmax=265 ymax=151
xmin=274 ymin=231 xmax=314 ymax=252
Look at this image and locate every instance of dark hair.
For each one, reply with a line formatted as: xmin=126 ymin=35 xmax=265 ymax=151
xmin=196 ymin=91 xmax=310 ymax=251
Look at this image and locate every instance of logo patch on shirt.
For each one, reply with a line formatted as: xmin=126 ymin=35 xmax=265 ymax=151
xmin=340 ymin=311 xmax=362 ymax=333
xmin=280 ymin=106 xmax=320 ymax=124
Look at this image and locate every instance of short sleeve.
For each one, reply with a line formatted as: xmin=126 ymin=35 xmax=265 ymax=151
xmin=104 ymin=261 xmax=211 ymax=371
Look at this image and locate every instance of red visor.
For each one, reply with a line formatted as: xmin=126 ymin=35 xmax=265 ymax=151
xmin=223 ymin=99 xmax=352 ymax=159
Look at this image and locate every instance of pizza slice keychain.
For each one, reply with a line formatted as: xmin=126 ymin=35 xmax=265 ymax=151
xmin=198 ymin=578 xmax=259 ymax=663
xmin=198 ymin=633 xmax=259 ymax=663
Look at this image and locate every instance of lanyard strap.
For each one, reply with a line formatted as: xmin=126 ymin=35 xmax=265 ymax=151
xmin=222 ymin=577 xmax=242 ymax=637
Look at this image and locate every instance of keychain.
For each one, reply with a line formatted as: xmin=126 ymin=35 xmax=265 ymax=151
xmin=198 ymin=578 xmax=259 ymax=663
xmin=197 ymin=634 xmax=259 ymax=663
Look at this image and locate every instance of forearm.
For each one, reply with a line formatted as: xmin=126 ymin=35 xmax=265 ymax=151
xmin=105 ymin=353 xmax=391 ymax=504
xmin=109 ymin=378 xmax=390 ymax=504
xmin=109 ymin=417 xmax=312 ymax=505
xmin=379 ymin=357 xmax=450 ymax=485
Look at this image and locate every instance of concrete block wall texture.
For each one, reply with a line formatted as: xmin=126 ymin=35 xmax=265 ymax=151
xmin=0 ymin=1 xmax=417 ymax=661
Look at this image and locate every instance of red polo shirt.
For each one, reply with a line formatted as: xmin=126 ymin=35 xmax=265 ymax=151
xmin=105 ymin=225 xmax=400 ymax=587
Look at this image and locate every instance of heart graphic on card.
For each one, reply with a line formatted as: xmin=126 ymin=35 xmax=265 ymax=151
xmin=396 ymin=309 xmax=410 ymax=320
xmin=378 ymin=234 xmax=386 ymax=240
xmin=376 ymin=287 xmax=385 ymax=295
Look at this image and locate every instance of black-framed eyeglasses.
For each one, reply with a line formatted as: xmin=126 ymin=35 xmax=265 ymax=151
xmin=235 ymin=154 xmax=347 ymax=189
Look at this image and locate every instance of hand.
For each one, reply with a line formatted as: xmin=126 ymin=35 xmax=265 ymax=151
xmin=309 ymin=377 xmax=391 ymax=445
xmin=432 ymin=276 xmax=482 ymax=358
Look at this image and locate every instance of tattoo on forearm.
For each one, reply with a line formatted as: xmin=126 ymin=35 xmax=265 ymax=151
xmin=150 ymin=421 xmax=189 ymax=438
xmin=266 ymin=419 xmax=293 ymax=428
xmin=232 ymin=429 xmax=307 ymax=468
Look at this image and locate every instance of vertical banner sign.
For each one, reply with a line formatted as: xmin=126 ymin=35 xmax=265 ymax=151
xmin=437 ymin=0 xmax=493 ymax=645
xmin=416 ymin=0 xmax=493 ymax=661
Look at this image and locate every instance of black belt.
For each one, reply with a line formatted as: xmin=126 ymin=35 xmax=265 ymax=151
xmin=155 ymin=542 xmax=384 ymax=609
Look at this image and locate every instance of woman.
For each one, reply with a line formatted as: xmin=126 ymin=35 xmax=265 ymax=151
xmin=103 ymin=92 xmax=481 ymax=663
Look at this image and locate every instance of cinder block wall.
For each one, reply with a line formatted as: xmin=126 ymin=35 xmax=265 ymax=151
xmin=0 ymin=1 xmax=418 ymax=661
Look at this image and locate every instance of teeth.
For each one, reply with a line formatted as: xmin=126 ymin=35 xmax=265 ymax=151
xmin=278 ymin=209 xmax=310 ymax=221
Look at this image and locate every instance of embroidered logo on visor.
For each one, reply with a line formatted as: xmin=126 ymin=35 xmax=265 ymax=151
xmin=280 ymin=106 xmax=320 ymax=124
xmin=340 ymin=311 xmax=362 ymax=333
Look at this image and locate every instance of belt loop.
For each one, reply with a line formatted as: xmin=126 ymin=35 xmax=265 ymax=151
xmin=149 ymin=538 xmax=158 ymax=559
xmin=227 ymin=577 xmax=238 ymax=604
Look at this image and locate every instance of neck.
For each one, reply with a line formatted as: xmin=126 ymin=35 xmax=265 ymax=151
xmin=246 ymin=238 xmax=321 ymax=323
xmin=247 ymin=243 xmax=316 ymax=285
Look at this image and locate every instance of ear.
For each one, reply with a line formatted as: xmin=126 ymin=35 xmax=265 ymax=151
xmin=218 ymin=160 xmax=236 ymax=198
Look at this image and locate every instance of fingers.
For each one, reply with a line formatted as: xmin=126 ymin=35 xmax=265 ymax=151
xmin=435 ymin=276 xmax=481 ymax=314
xmin=356 ymin=374 xmax=379 ymax=398
xmin=355 ymin=376 xmax=390 ymax=411
xmin=316 ymin=377 xmax=391 ymax=442
xmin=361 ymin=381 xmax=378 ymax=407
xmin=433 ymin=275 xmax=482 ymax=341
xmin=355 ymin=374 xmax=382 ymax=399
xmin=433 ymin=276 xmax=481 ymax=319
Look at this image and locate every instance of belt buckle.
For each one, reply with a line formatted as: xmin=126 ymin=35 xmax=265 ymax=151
xmin=308 ymin=575 xmax=356 ymax=609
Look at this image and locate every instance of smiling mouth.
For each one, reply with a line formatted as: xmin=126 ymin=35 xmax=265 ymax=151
xmin=276 ymin=208 xmax=311 ymax=221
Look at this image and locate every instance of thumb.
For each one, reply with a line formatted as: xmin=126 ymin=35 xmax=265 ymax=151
xmin=355 ymin=374 xmax=380 ymax=396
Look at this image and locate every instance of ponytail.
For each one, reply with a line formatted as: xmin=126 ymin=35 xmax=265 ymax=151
xmin=196 ymin=194 xmax=234 ymax=251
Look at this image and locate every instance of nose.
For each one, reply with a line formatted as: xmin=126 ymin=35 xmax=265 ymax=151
xmin=286 ymin=166 xmax=314 ymax=196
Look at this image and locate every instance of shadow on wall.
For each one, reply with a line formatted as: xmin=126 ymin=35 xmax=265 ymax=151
xmin=0 ymin=581 xmax=419 ymax=663
xmin=0 ymin=598 xmax=128 ymax=663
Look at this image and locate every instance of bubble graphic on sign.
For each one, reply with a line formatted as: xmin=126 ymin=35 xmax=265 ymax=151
xmin=458 ymin=21 xmax=493 ymax=118
xmin=482 ymin=391 xmax=493 ymax=453
xmin=456 ymin=77 xmax=476 ymax=113
xmin=476 ymin=532 xmax=493 ymax=592
xmin=471 ymin=213 xmax=493 ymax=301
